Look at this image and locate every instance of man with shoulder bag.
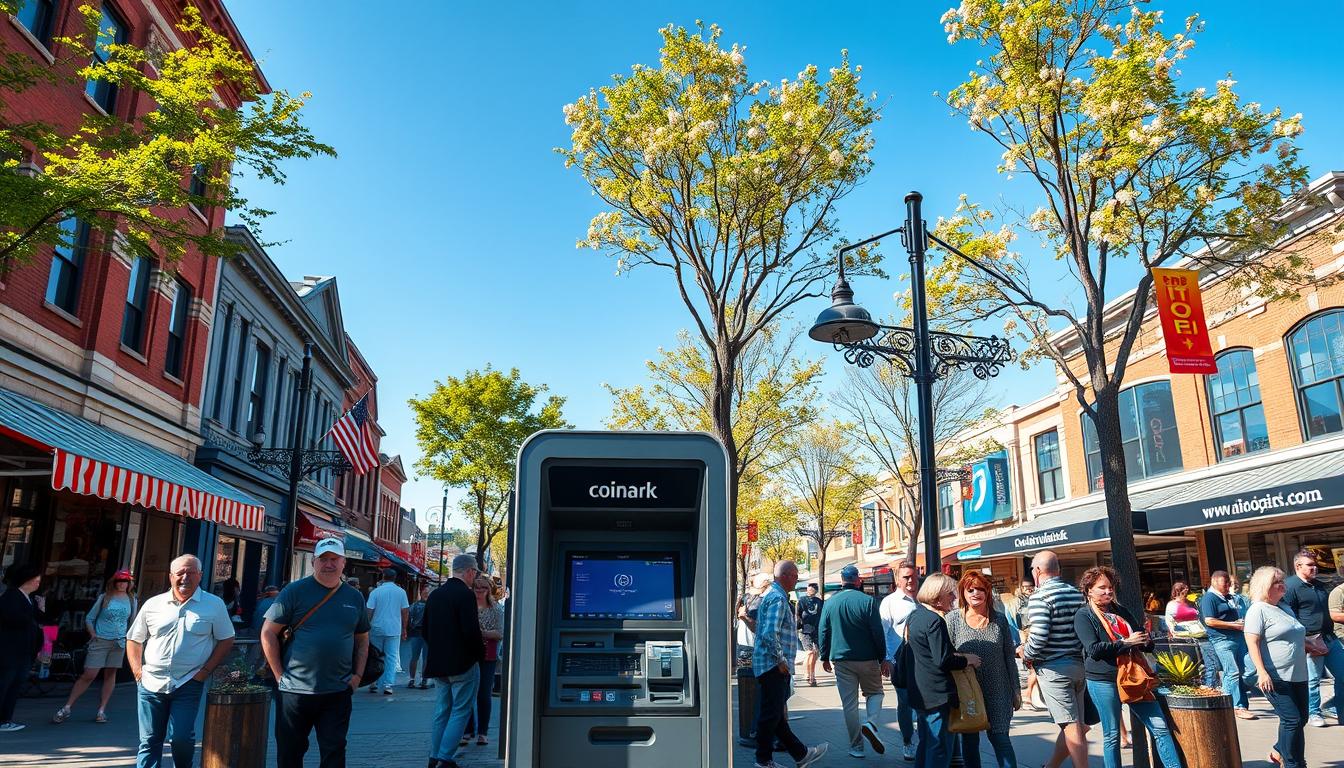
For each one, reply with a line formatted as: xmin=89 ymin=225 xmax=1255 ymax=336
xmin=261 ymin=538 xmax=371 ymax=768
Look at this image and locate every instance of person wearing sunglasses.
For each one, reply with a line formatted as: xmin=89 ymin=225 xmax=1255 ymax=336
xmin=947 ymin=571 xmax=1019 ymax=768
xmin=53 ymin=570 xmax=137 ymax=724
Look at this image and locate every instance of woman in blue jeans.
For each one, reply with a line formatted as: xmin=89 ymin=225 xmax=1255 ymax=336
xmin=1074 ymin=566 xmax=1183 ymax=768
xmin=462 ymin=575 xmax=503 ymax=746
xmin=1245 ymin=566 xmax=1309 ymax=768
xmin=906 ymin=573 xmax=981 ymax=768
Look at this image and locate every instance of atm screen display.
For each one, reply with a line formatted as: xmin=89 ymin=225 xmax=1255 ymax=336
xmin=566 ymin=552 xmax=679 ymax=620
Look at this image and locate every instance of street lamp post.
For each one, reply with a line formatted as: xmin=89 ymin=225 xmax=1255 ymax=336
xmin=809 ymin=192 xmax=1012 ymax=569
xmin=248 ymin=342 xmax=351 ymax=584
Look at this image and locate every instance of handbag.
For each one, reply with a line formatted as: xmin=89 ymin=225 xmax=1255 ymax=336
xmin=257 ymin=585 xmax=340 ymax=680
xmin=362 ymin=641 xmax=385 ymax=683
xmin=1095 ymin=604 xmax=1157 ymax=703
xmin=949 ymin=667 xmax=990 ymax=733
xmin=891 ymin=623 xmax=913 ymax=689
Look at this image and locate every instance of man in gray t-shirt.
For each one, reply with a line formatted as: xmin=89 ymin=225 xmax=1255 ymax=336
xmin=261 ymin=538 xmax=371 ymax=768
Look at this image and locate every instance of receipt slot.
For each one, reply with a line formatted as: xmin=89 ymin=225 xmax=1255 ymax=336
xmin=505 ymin=431 xmax=732 ymax=767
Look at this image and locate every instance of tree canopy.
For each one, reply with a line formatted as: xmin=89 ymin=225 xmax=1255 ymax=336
xmin=0 ymin=2 xmax=333 ymax=268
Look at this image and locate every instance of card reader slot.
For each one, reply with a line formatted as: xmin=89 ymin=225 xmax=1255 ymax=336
xmin=588 ymin=726 xmax=654 ymax=745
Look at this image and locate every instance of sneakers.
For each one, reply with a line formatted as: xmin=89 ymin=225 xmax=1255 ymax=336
xmin=1234 ymin=708 xmax=1257 ymax=720
xmin=383 ymin=686 xmax=394 ymax=695
xmin=901 ymin=743 xmax=917 ymax=761
xmin=847 ymin=747 xmax=865 ymax=758
xmin=1307 ymin=714 xmax=1327 ymax=727
xmin=860 ymin=721 xmax=884 ymax=755
xmin=0 ymin=722 xmax=26 ymax=732
xmin=368 ymin=684 xmax=379 ymax=693
xmin=797 ymin=743 xmax=829 ymax=768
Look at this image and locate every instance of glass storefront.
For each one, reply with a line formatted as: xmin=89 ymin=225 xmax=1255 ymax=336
xmin=44 ymin=497 xmax=125 ymax=640
xmin=1229 ymin=522 xmax=1344 ymax=589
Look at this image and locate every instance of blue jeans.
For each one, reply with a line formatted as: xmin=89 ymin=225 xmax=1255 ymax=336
xmin=1307 ymin=635 xmax=1344 ymax=718
xmin=889 ymin=666 xmax=915 ymax=746
xmin=1198 ymin=640 xmax=1221 ymax=688
xmin=370 ymin=633 xmax=401 ymax=690
xmin=465 ymin=659 xmax=498 ymax=736
xmin=430 ymin=665 xmax=480 ymax=761
xmin=915 ymin=705 xmax=953 ymax=768
xmin=1086 ymin=679 xmax=1183 ymax=768
xmin=959 ymin=729 xmax=1016 ymax=768
xmin=1265 ymin=680 xmax=1308 ymax=768
xmin=136 ymin=679 xmax=205 ymax=768
xmin=1211 ymin=636 xmax=1249 ymax=709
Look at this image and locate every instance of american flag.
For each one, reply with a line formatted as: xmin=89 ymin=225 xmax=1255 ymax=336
xmin=326 ymin=393 xmax=379 ymax=475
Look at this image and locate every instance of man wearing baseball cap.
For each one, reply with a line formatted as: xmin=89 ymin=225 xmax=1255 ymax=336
xmin=261 ymin=537 xmax=370 ymax=768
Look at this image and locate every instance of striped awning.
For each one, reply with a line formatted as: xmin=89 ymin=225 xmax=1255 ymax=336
xmin=0 ymin=388 xmax=265 ymax=531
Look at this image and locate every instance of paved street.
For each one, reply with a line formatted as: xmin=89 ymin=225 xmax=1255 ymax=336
xmin=2 ymin=670 xmax=1338 ymax=767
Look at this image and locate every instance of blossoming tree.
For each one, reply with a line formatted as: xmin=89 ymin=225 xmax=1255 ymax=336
xmin=930 ymin=0 xmax=1312 ymax=613
xmin=562 ymin=22 xmax=881 ymax=529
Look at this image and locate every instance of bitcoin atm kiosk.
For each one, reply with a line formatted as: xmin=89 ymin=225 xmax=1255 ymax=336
xmin=505 ymin=431 xmax=731 ymax=767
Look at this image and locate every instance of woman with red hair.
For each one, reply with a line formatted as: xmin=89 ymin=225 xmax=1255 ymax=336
xmin=945 ymin=571 xmax=1019 ymax=768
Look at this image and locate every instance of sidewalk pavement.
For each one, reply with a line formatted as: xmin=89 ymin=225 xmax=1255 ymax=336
xmin=1 ymin=668 xmax=1338 ymax=766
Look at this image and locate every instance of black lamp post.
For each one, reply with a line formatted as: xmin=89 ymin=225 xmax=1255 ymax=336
xmin=809 ymin=192 xmax=1012 ymax=569
xmin=248 ymin=341 xmax=351 ymax=584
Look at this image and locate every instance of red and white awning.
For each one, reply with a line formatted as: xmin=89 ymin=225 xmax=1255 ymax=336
xmin=0 ymin=388 xmax=266 ymax=532
xmin=53 ymin=449 xmax=264 ymax=531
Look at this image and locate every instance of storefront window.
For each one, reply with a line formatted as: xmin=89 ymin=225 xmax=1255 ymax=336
xmin=937 ymin=483 xmax=955 ymax=531
xmin=861 ymin=504 xmax=879 ymax=550
xmin=1081 ymin=381 xmax=1184 ymax=491
xmin=215 ymin=534 xmax=238 ymax=584
xmin=44 ymin=500 xmax=123 ymax=640
xmin=1288 ymin=310 xmax=1344 ymax=439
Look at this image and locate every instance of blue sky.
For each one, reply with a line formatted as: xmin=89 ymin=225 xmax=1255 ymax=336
xmin=224 ymin=0 xmax=1344 ymax=527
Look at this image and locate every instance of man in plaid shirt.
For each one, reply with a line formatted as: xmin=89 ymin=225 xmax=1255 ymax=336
xmin=752 ymin=561 xmax=829 ymax=768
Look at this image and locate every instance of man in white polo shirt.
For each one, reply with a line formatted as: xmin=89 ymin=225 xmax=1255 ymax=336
xmin=126 ymin=554 xmax=235 ymax=768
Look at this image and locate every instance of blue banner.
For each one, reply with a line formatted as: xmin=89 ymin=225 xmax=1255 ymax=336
xmin=964 ymin=451 xmax=1012 ymax=526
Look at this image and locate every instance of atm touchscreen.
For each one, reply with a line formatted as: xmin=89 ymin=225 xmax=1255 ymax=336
xmin=565 ymin=552 xmax=680 ymax=620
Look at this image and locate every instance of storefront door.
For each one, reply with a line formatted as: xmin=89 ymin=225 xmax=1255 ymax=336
xmin=136 ymin=512 xmax=180 ymax=600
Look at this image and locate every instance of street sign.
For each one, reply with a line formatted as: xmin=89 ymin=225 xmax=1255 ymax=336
xmin=1152 ymin=267 xmax=1216 ymax=374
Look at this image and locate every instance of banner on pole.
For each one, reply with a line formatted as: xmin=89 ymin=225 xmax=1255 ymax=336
xmin=747 ymin=520 xmax=758 ymax=542
xmin=1152 ymin=268 xmax=1217 ymax=374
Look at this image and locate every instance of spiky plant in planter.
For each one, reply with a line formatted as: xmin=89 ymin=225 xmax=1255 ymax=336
xmin=1155 ymin=649 xmax=1221 ymax=696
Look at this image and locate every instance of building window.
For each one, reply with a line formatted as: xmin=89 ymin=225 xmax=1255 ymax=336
xmin=16 ymin=0 xmax=57 ymax=46
xmin=1081 ymin=381 xmax=1183 ymax=491
xmin=189 ymin=163 xmax=208 ymax=200
xmin=269 ymin=356 xmax=287 ymax=447
xmin=937 ymin=482 xmax=955 ymax=532
xmin=45 ymin=218 xmax=89 ymax=314
xmin=84 ymin=4 xmax=127 ymax=113
xmin=164 ymin=279 xmax=190 ymax=377
xmin=1288 ymin=310 xmax=1344 ymax=439
xmin=1034 ymin=430 xmax=1064 ymax=504
xmin=861 ymin=503 xmax=879 ymax=550
xmin=210 ymin=304 xmax=234 ymax=419
xmin=246 ymin=342 xmax=270 ymax=439
xmin=228 ymin=319 xmax=249 ymax=430
xmin=1207 ymin=348 xmax=1270 ymax=458
xmin=120 ymin=256 xmax=152 ymax=351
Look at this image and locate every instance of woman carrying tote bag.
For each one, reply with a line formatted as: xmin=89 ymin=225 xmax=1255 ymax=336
xmin=906 ymin=573 xmax=981 ymax=768
xmin=946 ymin=571 xmax=1019 ymax=768
xmin=1075 ymin=566 xmax=1183 ymax=768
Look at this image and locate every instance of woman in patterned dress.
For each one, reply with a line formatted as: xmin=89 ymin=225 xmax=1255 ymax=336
xmin=462 ymin=574 xmax=504 ymax=746
xmin=946 ymin=571 xmax=1020 ymax=768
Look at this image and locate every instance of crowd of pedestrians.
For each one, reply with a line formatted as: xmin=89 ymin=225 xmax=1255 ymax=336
xmin=743 ymin=548 xmax=1342 ymax=768
xmin=0 ymin=541 xmax=504 ymax=768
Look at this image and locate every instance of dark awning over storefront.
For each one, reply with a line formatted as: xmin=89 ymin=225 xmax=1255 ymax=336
xmin=0 ymin=388 xmax=265 ymax=530
xmin=978 ymin=499 xmax=1133 ymax=556
xmin=295 ymin=511 xmax=343 ymax=548
xmin=1145 ymin=449 xmax=1344 ymax=533
xmin=341 ymin=527 xmax=383 ymax=563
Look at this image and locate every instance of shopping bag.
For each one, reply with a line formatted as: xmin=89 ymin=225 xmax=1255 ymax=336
xmin=949 ymin=668 xmax=989 ymax=733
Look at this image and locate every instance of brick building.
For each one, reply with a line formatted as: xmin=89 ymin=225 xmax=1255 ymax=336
xmin=0 ymin=1 xmax=270 ymax=635
xmin=849 ymin=172 xmax=1344 ymax=601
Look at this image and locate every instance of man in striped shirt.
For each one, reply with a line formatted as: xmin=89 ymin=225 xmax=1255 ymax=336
xmin=1023 ymin=550 xmax=1089 ymax=768
xmin=752 ymin=561 xmax=828 ymax=768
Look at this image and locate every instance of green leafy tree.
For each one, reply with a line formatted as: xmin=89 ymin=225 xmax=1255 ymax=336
xmin=564 ymin=22 xmax=881 ymax=533
xmin=734 ymin=476 xmax=803 ymax=588
xmin=931 ymin=0 xmax=1313 ymax=615
xmin=779 ymin=421 xmax=871 ymax=597
xmin=410 ymin=368 xmax=570 ymax=570
xmin=0 ymin=3 xmax=333 ymax=267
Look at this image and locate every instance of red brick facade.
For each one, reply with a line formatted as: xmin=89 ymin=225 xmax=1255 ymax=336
xmin=336 ymin=335 xmax=382 ymax=537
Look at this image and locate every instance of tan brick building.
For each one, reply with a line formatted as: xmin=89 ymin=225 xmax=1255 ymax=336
xmin=839 ymin=171 xmax=1344 ymax=601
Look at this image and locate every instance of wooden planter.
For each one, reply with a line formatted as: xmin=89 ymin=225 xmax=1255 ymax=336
xmin=1160 ymin=691 xmax=1241 ymax=768
xmin=202 ymin=690 xmax=271 ymax=768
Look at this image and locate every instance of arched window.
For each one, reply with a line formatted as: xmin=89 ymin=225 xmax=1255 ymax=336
xmin=1081 ymin=380 xmax=1183 ymax=491
xmin=1288 ymin=310 xmax=1344 ymax=438
xmin=1206 ymin=349 xmax=1269 ymax=459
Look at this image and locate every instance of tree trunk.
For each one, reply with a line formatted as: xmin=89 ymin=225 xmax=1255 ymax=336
xmin=1092 ymin=385 xmax=1145 ymax=620
xmin=711 ymin=350 xmax=742 ymax=610
xmin=475 ymin=505 xmax=487 ymax=572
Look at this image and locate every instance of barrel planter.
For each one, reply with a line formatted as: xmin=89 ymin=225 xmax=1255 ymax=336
xmin=1159 ymin=690 xmax=1241 ymax=768
xmin=202 ymin=689 xmax=270 ymax=768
